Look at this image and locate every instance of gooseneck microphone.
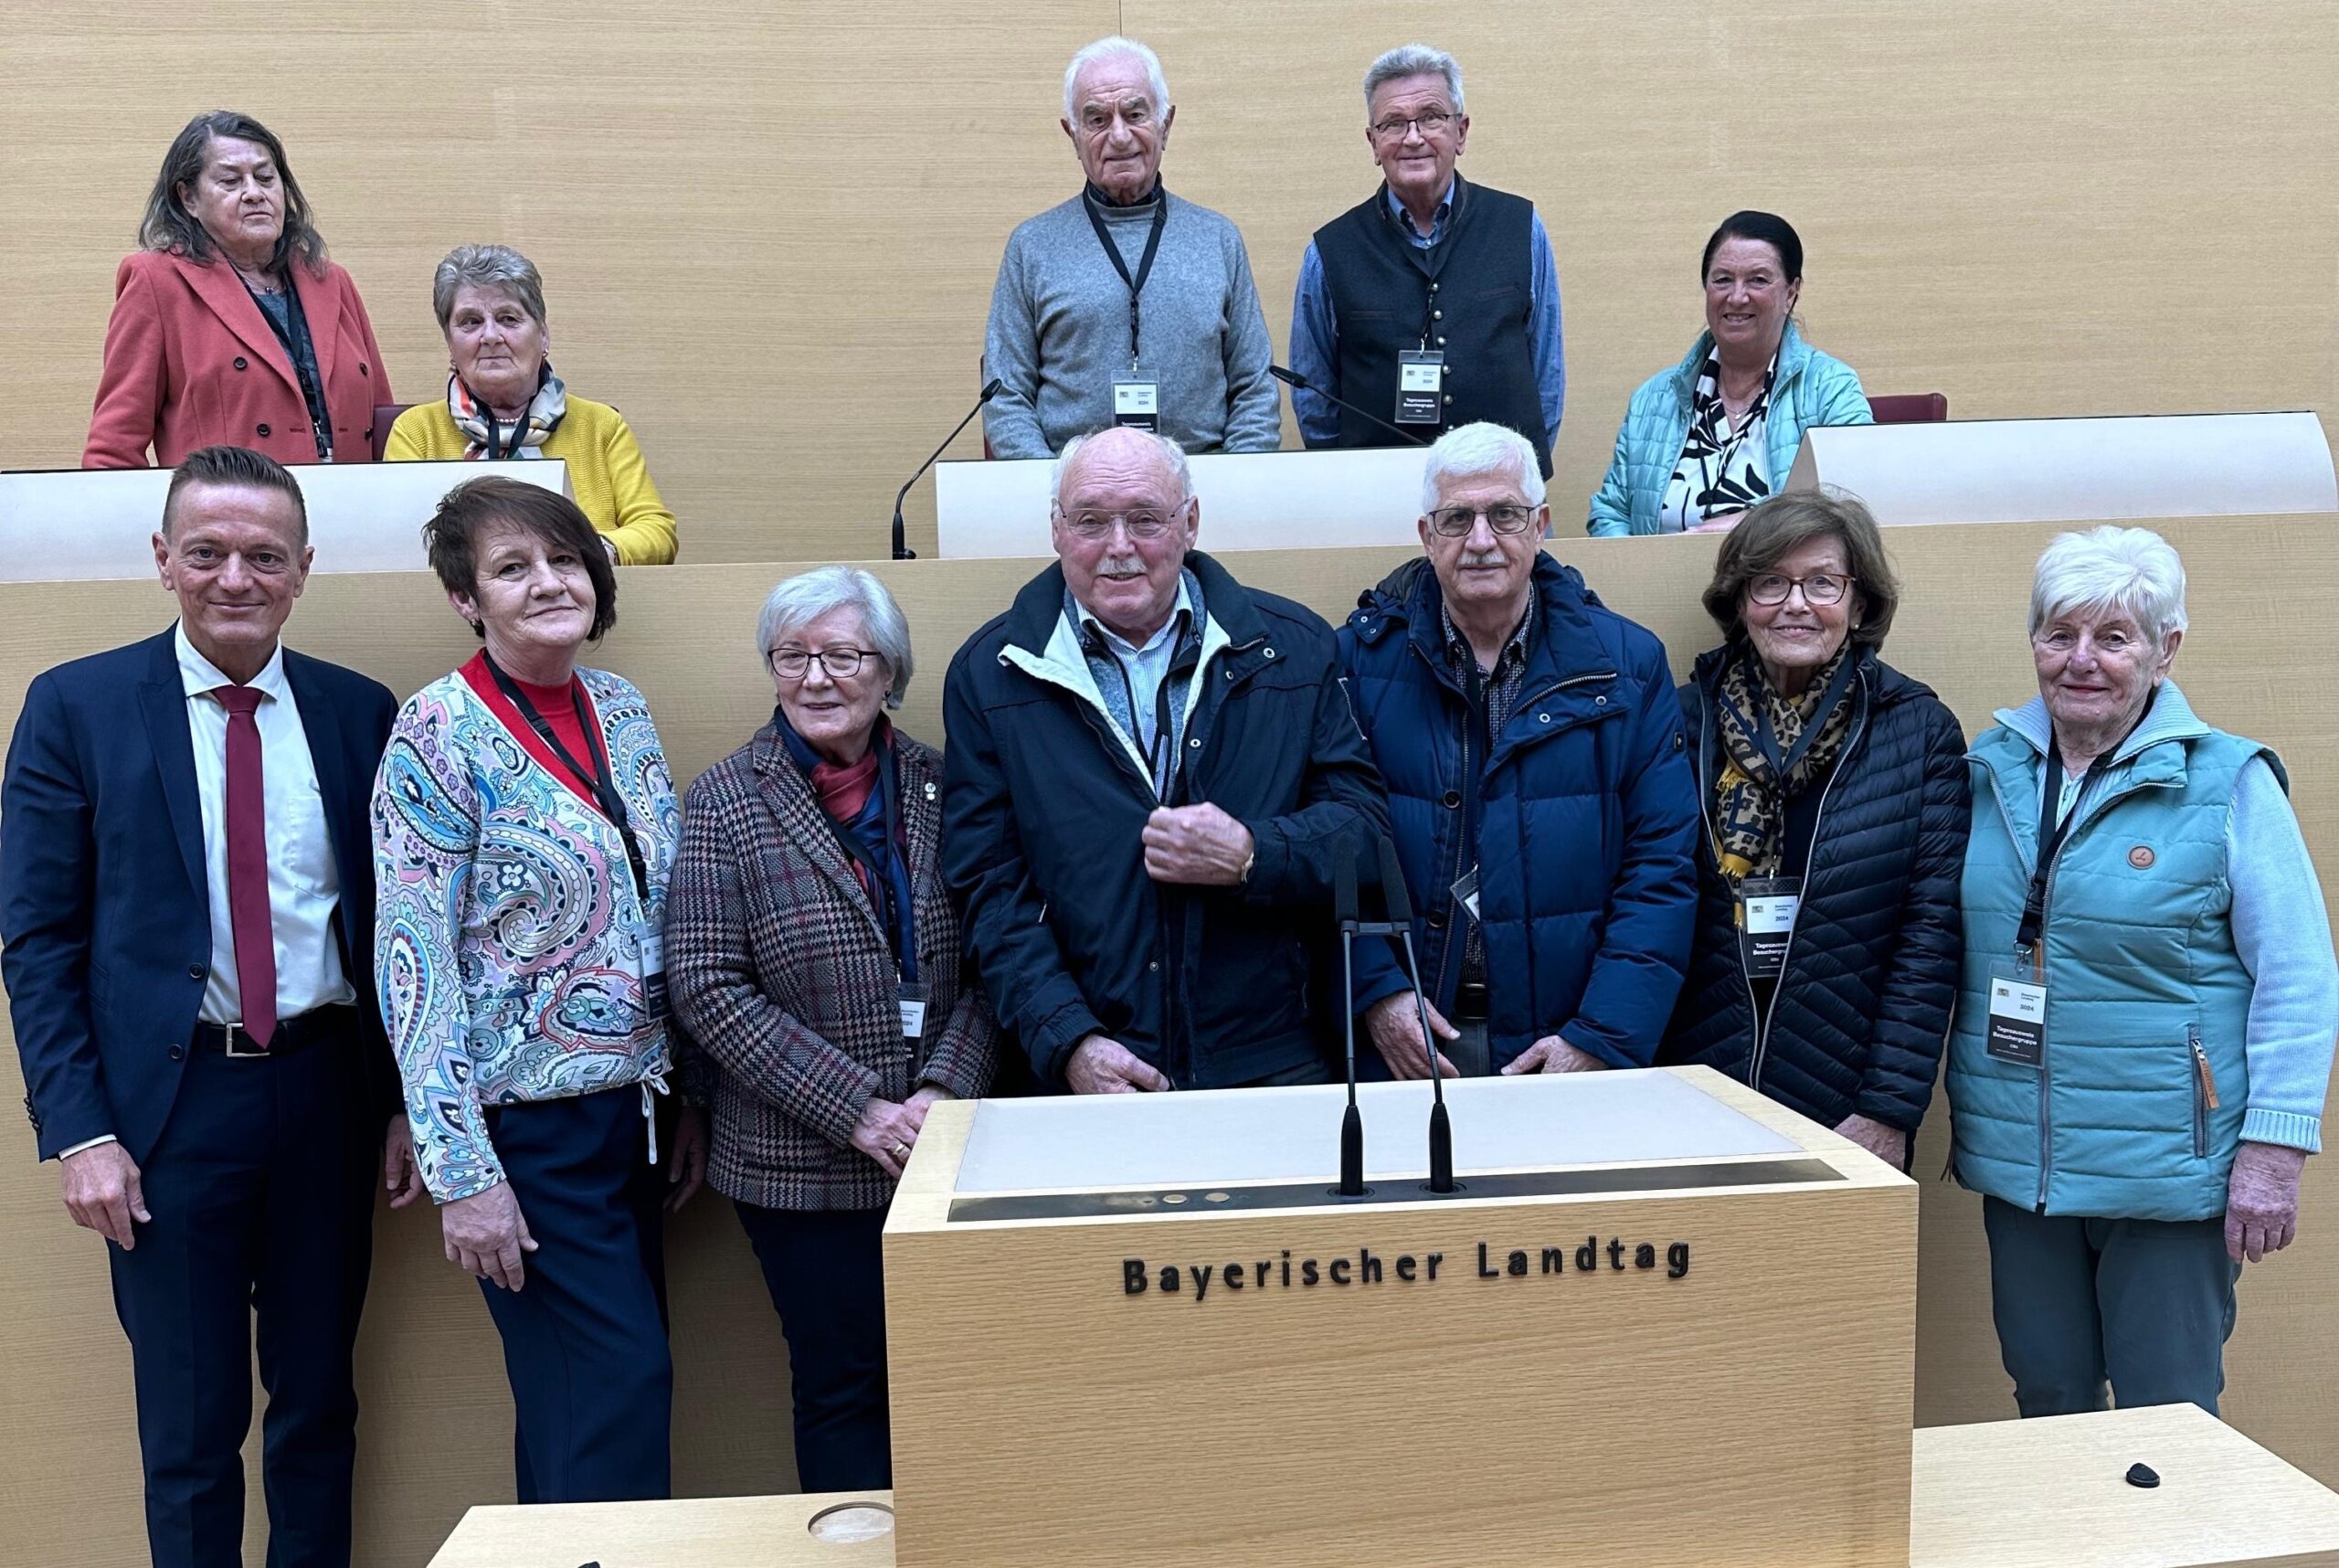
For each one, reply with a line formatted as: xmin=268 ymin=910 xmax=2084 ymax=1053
xmin=1269 ymin=364 xmax=1431 ymax=449
xmin=1377 ymin=834 xmax=1456 ymax=1193
xmin=892 ymin=377 xmax=1004 ymax=560
xmin=1333 ymin=846 xmax=1368 ymax=1198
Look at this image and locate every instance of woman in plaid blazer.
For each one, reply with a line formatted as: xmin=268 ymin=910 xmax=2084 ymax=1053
xmin=668 ymin=567 xmax=996 ymax=1492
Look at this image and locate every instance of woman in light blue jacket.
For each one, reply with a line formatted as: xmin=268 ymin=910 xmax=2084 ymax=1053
xmin=1587 ymin=212 xmax=1871 ymax=536
xmin=1947 ymin=526 xmax=2335 ymax=1420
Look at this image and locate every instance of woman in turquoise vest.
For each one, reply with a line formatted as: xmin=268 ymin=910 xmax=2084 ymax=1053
xmin=1947 ymin=526 xmax=2336 ymax=1417
xmin=1585 ymin=212 xmax=1871 ymax=537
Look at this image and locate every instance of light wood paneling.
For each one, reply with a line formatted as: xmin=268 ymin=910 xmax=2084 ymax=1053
xmin=2 ymin=516 xmax=2336 ymax=1568
xmin=5 ymin=4 xmax=2333 ymax=560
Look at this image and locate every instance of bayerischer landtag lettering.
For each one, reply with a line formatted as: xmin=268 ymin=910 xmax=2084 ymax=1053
xmin=1121 ymin=1238 xmax=1691 ymax=1298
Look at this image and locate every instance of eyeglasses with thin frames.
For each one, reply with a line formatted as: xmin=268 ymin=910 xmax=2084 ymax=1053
xmin=768 ymin=647 xmax=883 ymax=680
xmin=1746 ymin=572 xmax=1848 ymax=608
xmin=1371 ymin=110 xmax=1455 ymax=141
xmin=1426 ymin=503 xmax=1537 ymax=537
xmin=1055 ymin=503 xmax=1189 ymax=542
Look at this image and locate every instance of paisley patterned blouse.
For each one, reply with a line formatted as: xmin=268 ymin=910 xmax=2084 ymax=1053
xmin=372 ymin=655 xmax=680 ymax=1201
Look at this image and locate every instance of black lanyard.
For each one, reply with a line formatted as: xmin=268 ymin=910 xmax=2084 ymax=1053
xmin=806 ymin=737 xmax=915 ymax=980
xmin=2015 ymin=740 xmax=2115 ymax=952
xmin=242 ymin=273 xmax=333 ymax=461
xmin=469 ymin=364 xmax=561 ymax=461
xmin=483 ymin=654 xmax=652 ymax=903
xmin=1377 ymin=182 xmax=1459 ymax=348
xmin=1734 ymin=648 xmax=1859 ymax=779
xmin=1082 ymin=186 xmax=1169 ymax=369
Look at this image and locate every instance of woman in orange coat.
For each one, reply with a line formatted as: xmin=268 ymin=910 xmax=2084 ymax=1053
xmin=84 ymin=111 xmax=392 ymax=469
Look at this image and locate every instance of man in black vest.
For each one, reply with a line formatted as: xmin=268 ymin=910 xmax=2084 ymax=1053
xmin=1288 ymin=44 xmax=1566 ymax=478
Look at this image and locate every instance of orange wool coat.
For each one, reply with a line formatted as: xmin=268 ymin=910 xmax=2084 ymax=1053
xmin=82 ymin=249 xmax=393 ymax=469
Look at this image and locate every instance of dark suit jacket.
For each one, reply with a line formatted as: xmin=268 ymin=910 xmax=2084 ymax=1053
xmin=1 ymin=628 xmax=398 ymax=1162
xmin=82 ymin=249 xmax=393 ymax=469
xmin=669 ymin=724 xmax=997 ymax=1212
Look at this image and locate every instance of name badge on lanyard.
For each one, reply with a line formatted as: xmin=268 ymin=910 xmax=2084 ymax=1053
xmin=1113 ymin=376 xmax=1159 ymax=430
xmin=898 ymin=979 xmax=931 ymax=1041
xmin=632 ymin=916 xmax=671 ymax=1021
xmin=1396 ymin=348 xmax=1445 ymax=424
xmin=1738 ymin=874 xmax=1800 ymax=980
xmin=1985 ymin=959 xmax=2046 ymax=1066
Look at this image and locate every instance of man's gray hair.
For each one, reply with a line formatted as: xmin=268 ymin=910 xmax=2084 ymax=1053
xmin=1364 ymin=44 xmax=1465 ymax=116
xmin=431 ymin=244 xmax=548 ymax=333
xmin=2029 ymin=525 xmax=2189 ymax=643
xmin=1053 ymin=428 xmax=1194 ymax=508
xmin=755 ymin=567 xmax=915 ymax=710
xmin=1064 ymin=36 xmax=1170 ymax=122
xmin=1421 ymin=422 xmax=1544 ymax=513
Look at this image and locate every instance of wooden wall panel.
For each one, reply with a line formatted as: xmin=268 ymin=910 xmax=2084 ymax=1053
xmin=4 ymin=3 xmax=2333 ymax=562
xmin=1 ymin=514 xmax=2335 ymax=1565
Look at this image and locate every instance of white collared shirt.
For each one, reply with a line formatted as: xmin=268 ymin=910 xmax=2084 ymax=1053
xmin=175 ymin=626 xmax=352 ymax=1023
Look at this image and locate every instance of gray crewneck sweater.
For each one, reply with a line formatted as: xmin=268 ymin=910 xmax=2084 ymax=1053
xmin=983 ymin=189 xmax=1282 ymax=458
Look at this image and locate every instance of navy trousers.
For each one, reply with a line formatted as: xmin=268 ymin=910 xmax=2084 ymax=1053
xmin=480 ymin=1088 xmax=673 ymax=1504
xmin=1981 ymin=1194 xmax=2242 ymax=1416
xmin=736 ymin=1202 xmax=893 ymax=1491
xmin=106 ymin=1022 xmax=377 ymax=1568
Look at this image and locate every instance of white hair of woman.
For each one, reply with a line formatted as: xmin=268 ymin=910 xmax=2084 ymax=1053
xmin=1063 ymin=36 xmax=1170 ymax=121
xmin=1420 ymin=421 xmax=1545 ymax=513
xmin=1364 ymin=43 xmax=1465 ymax=115
xmin=2029 ymin=525 xmax=2188 ymax=643
xmin=755 ymin=567 xmax=915 ymax=710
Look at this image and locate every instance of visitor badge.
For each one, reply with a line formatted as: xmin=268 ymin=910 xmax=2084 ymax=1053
xmin=1396 ymin=349 xmax=1445 ymax=424
xmin=1985 ymin=959 xmax=2046 ymax=1067
xmin=1113 ymin=377 xmax=1159 ymax=430
xmin=898 ymin=980 xmax=932 ymax=1041
xmin=1451 ymin=865 xmax=1482 ymax=923
xmin=1737 ymin=875 xmax=1800 ymax=980
xmin=632 ymin=917 xmax=671 ymax=1022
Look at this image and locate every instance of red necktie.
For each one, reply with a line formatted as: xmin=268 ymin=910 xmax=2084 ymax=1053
xmin=214 ymin=684 xmax=279 ymax=1047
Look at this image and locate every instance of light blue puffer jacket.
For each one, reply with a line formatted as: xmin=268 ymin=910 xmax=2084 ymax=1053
xmin=1584 ymin=323 xmax=1871 ymax=536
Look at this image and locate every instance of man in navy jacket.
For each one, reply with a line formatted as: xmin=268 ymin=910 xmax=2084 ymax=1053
xmin=2 ymin=446 xmax=412 ymax=1568
xmin=942 ymin=426 xmax=1390 ymax=1091
xmin=1339 ymin=422 xmax=1699 ymax=1078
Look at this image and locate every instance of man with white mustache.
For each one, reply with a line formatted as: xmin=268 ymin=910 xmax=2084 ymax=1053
xmin=942 ymin=426 xmax=1390 ymax=1093
xmin=1338 ymin=423 xmax=1699 ymax=1080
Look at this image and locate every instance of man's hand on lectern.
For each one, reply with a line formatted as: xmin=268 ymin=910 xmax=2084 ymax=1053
xmin=1502 ymin=1035 xmax=1604 ymax=1075
xmin=1364 ymin=991 xmax=1459 ymax=1080
xmin=1068 ymin=1034 xmax=1172 ymax=1094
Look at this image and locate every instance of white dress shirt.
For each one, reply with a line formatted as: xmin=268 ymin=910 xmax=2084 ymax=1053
xmin=175 ymin=626 xmax=353 ymax=1023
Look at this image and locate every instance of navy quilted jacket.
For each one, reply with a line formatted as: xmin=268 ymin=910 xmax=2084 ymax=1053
xmin=1658 ymin=642 xmax=1970 ymax=1131
xmin=1337 ymin=556 xmax=1699 ymax=1069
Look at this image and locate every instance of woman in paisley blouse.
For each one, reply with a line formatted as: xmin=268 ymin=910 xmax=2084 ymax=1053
xmin=372 ymin=475 xmax=705 ymax=1504
xmin=1586 ymin=211 xmax=1872 ymax=536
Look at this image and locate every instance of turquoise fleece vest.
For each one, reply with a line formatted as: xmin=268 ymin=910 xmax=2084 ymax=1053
xmin=1946 ymin=685 xmax=2280 ymax=1222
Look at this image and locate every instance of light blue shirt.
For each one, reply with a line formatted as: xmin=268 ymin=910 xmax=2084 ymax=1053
xmin=1287 ymin=179 xmax=1566 ymax=454
xmin=1073 ymin=577 xmax=1194 ymax=761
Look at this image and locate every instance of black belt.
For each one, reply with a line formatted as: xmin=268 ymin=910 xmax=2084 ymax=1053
xmin=198 ymin=1003 xmax=361 ymax=1059
xmin=1452 ymin=980 xmax=1491 ymax=1022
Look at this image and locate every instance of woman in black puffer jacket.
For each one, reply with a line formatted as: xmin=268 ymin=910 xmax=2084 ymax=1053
xmin=1658 ymin=491 xmax=1969 ymax=1170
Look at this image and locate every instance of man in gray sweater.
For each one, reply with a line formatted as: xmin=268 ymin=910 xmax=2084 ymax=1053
xmin=982 ymin=36 xmax=1282 ymax=460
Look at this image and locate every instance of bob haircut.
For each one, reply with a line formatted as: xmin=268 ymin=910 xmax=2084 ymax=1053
xmin=422 ymin=477 xmax=617 ymax=641
xmin=140 ymin=111 xmax=327 ymax=276
xmin=1701 ymin=488 xmax=1899 ymax=649
xmin=756 ymin=567 xmax=915 ymax=710
xmin=2029 ymin=524 xmax=2188 ymax=644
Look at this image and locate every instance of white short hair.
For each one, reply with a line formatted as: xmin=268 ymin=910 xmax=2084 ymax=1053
xmin=1364 ymin=44 xmax=1465 ymax=116
xmin=2029 ymin=525 xmax=2188 ymax=643
xmin=1053 ymin=427 xmax=1193 ymax=509
xmin=1420 ymin=422 xmax=1544 ymax=513
xmin=1064 ymin=37 xmax=1170 ymax=122
xmin=755 ymin=566 xmax=915 ymax=710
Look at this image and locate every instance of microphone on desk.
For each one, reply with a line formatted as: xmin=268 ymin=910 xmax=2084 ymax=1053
xmin=1269 ymin=365 xmax=1432 ymax=450
xmin=892 ymin=378 xmax=1004 ymax=560
xmin=1333 ymin=844 xmax=1368 ymax=1198
xmin=1377 ymin=833 xmax=1456 ymax=1194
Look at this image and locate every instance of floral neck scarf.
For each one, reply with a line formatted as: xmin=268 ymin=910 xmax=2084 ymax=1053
xmin=448 ymin=365 xmax=567 ymax=461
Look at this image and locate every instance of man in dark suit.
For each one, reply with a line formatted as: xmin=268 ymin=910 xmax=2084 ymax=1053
xmin=2 ymin=445 xmax=415 ymax=1568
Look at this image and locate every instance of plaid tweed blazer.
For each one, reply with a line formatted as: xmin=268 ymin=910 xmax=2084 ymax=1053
xmin=669 ymin=722 xmax=997 ymax=1211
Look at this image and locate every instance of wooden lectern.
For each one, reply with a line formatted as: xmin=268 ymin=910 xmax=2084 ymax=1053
xmin=884 ymin=1065 xmax=1917 ymax=1568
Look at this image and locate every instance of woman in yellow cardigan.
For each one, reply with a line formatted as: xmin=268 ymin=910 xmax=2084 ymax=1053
xmin=387 ymin=245 xmax=679 ymax=564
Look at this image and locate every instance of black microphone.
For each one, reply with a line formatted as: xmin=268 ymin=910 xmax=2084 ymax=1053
xmin=892 ymin=378 xmax=1004 ymax=561
xmin=1269 ymin=364 xmax=1432 ymax=449
xmin=1332 ymin=845 xmax=1367 ymax=1198
xmin=1377 ymin=833 xmax=1455 ymax=1194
